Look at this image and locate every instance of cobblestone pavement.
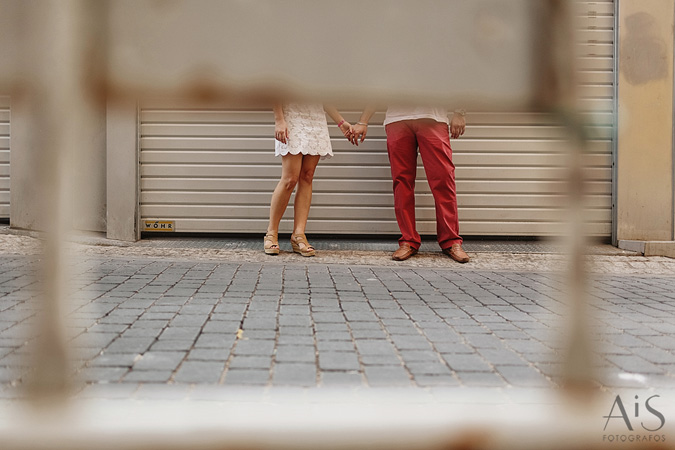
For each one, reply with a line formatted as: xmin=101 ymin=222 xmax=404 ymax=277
xmin=1 ymin=231 xmax=675 ymax=399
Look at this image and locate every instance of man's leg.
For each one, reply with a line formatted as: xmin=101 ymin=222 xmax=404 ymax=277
xmin=386 ymin=120 xmax=421 ymax=249
xmin=415 ymin=120 xmax=462 ymax=249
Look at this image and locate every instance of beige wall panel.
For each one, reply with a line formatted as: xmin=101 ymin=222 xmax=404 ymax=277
xmin=141 ymin=178 xmax=612 ymax=195
xmin=140 ymin=164 xmax=611 ymax=181
xmin=140 ymin=151 xmax=611 ymax=168
xmin=617 ymin=0 xmax=674 ymax=241
xmin=578 ymin=57 xmax=614 ymax=71
xmin=156 ymin=218 xmax=610 ymax=237
xmin=140 ymin=137 xmax=612 ymax=153
xmin=141 ymin=123 xmax=614 ymax=141
xmin=141 ymin=204 xmax=609 ymax=223
xmin=141 ymin=192 xmax=610 ymax=210
xmin=0 ymin=96 xmax=8 ymax=219
xmin=139 ymin=1 xmax=615 ymax=237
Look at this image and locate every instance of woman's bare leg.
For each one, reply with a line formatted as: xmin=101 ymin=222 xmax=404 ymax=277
xmin=267 ymin=154 xmax=303 ymax=235
xmin=293 ymin=154 xmax=321 ymax=236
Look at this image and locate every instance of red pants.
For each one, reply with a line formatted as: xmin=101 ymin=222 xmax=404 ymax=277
xmin=385 ymin=119 xmax=462 ymax=250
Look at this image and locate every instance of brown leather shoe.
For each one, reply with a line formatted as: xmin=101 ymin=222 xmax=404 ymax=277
xmin=443 ymin=243 xmax=470 ymax=263
xmin=392 ymin=243 xmax=418 ymax=261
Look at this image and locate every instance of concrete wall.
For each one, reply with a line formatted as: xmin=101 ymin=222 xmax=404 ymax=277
xmin=616 ymin=0 xmax=675 ymax=243
xmin=8 ymin=1 xmax=107 ymax=234
xmin=10 ymin=97 xmax=107 ymax=234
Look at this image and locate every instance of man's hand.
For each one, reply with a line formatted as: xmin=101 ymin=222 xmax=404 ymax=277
xmin=450 ymin=114 xmax=466 ymax=139
xmin=351 ymin=123 xmax=368 ymax=146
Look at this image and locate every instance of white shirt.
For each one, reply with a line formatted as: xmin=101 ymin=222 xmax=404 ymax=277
xmin=383 ymin=106 xmax=449 ymax=126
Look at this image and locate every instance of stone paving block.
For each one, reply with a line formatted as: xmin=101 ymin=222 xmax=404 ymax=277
xmin=174 ymin=361 xmax=224 ymax=383
xmin=277 ymin=326 xmax=311 ymax=337
xmin=120 ymin=328 xmax=160 ymax=338
xmin=364 ymin=366 xmax=412 ymax=386
xmin=359 ymin=354 xmax=402 ymax=366
xmin=518 ymin=352 xmax=559 ymax=363
xmin=89 ymin=352 xmax=138 ymax=368
xmin=150 ymin=340 xmax=194 ymax=352
xmin=242 ymin=318 xmax=277 ymax=330
xmin=234 ymin=339 xmax=275 ymax=356
xmin=159 ymin=327 xmax=201 ymax=341
xmin=355 ymin=340 xmax=397 ymax=355
xmin=604 ymin=354 xmax=666 ymax=374
xmin=123 ymin=370 xmax=173 ymax=383
xmin=504 ymin=339 xmax=551 ymax=354
xmin=390 ymin=335 xmax=433 ymax=351
xmin=155 ymin=296 xmax=191 ymax=307
xmin=415 ymin=374 xmax=461 ymax=387
xmin=133 ymin=351 xmax=186 ymax=371
xmin=496 ymin=365 xmax=551 ymax=387
xmin=71 ymin=332 xmax=118 ymax=348
xmin=319 ymin=352 xmax=360 ymax=371
xmin=105 ymin=337 xmax=155 ymax=354
xmin=186 ymin=348 xmax=231 ymax=361
xmin=421 ymin=328 xmax=462 ymax=342
xmin=280 ymin=305 xmax=311 ymax=315
xmin=275 ymin=345 xmax=316 ymax=363
xmin=312 ymin=312 xmax=346 ymax=323
xmin=347 ymin=321 xmax=381 ymax=330
xmin=320 ymin=372 xmax=364 ymax=387
xmin=138 ymin=312 xmax=175 ymax=321
xmin=194 ymin=333 xmax=236 ymax=349
xmin=241 ymin=329 xmax=277 ymax=340
xmin=170 ymin=315 xmax=209 ymax=327
xmin=228 ymin=355 xmax=272 ymax=369
xmin=202 ymin=321 xmax=241 ymax=334
xmin=315 ymin=331 xmax=353 ymax=342
xmin=633 ymin=346 xmax=675 ymax=364
xmin=398 ymin=349 xmax=441 ymax=362
xmin=77 ymin=367 xmax=128 ymax=383
xmin=278 ymin=315 xmax=312 ymax=327
xmin=434 ymin=342 xmax=478 ymax=354
xmin=351 ymin=329 xmax=388 ymax=339
xmin=223 ymin=369 xmax=270 ymax=385
xmin=316 ymin=340 xmax=353 ymax=352
xmin=443 ymin=354 xmax=493 ymax=372
xmin=637 ymin=335 xmax=675 ymax=350
xmin=406 ymin=361 xmax=452 ymax=376
xmin=272 ymin=363 xmax=317 ymax=386
xmin=477 ymin=348 xmax=528 ymax=366
xmin=313 ymin=322 xmax=349 ymax=331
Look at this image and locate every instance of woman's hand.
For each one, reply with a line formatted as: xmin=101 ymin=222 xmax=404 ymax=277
xmin=338 ymin=121 xmax=353 ymax=141
xmin=275 ymin=119 xmax=289 ymax=144
xmin=350 ymin=123 xmax=368 ymax=146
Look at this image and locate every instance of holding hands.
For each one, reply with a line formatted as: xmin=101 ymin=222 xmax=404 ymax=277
xmin=349 ymin=122 xmax=368 ymax=146
xmin=337 ymin=119 xmax=354 ymax=141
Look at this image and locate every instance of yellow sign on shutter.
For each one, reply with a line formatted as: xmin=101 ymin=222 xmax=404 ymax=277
xmin=143 ymin=220 xmax=175 ymax=232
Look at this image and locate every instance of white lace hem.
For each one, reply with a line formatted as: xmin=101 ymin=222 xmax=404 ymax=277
xmin=275 ymin=143 xmax=333 ymax=160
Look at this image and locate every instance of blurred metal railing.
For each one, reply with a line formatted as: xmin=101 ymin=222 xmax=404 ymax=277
xmin=1 ymin=1 xmax=666 ymax=449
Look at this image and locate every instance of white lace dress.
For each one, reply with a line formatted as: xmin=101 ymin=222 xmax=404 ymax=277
xmin=275 ymin=103 xmax=333 ymax=159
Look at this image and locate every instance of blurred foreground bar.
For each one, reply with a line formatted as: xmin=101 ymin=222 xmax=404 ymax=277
xmin=1 ymin=0 xmax=567 ymax=109
xmin=0 ymin=1 xmax=610 ymax=449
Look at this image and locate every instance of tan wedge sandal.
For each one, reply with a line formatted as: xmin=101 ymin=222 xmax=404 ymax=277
xmin=290 ymin=234 xmax=316 ymax=257
xmin=264 ymin=232 xmax=280 ymax=255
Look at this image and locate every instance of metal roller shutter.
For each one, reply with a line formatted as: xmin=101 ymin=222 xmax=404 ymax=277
xmin=139 ymin=1 xmax=615 ymax=237
xmin=0 ymin=96 xmax=9 ymax=220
